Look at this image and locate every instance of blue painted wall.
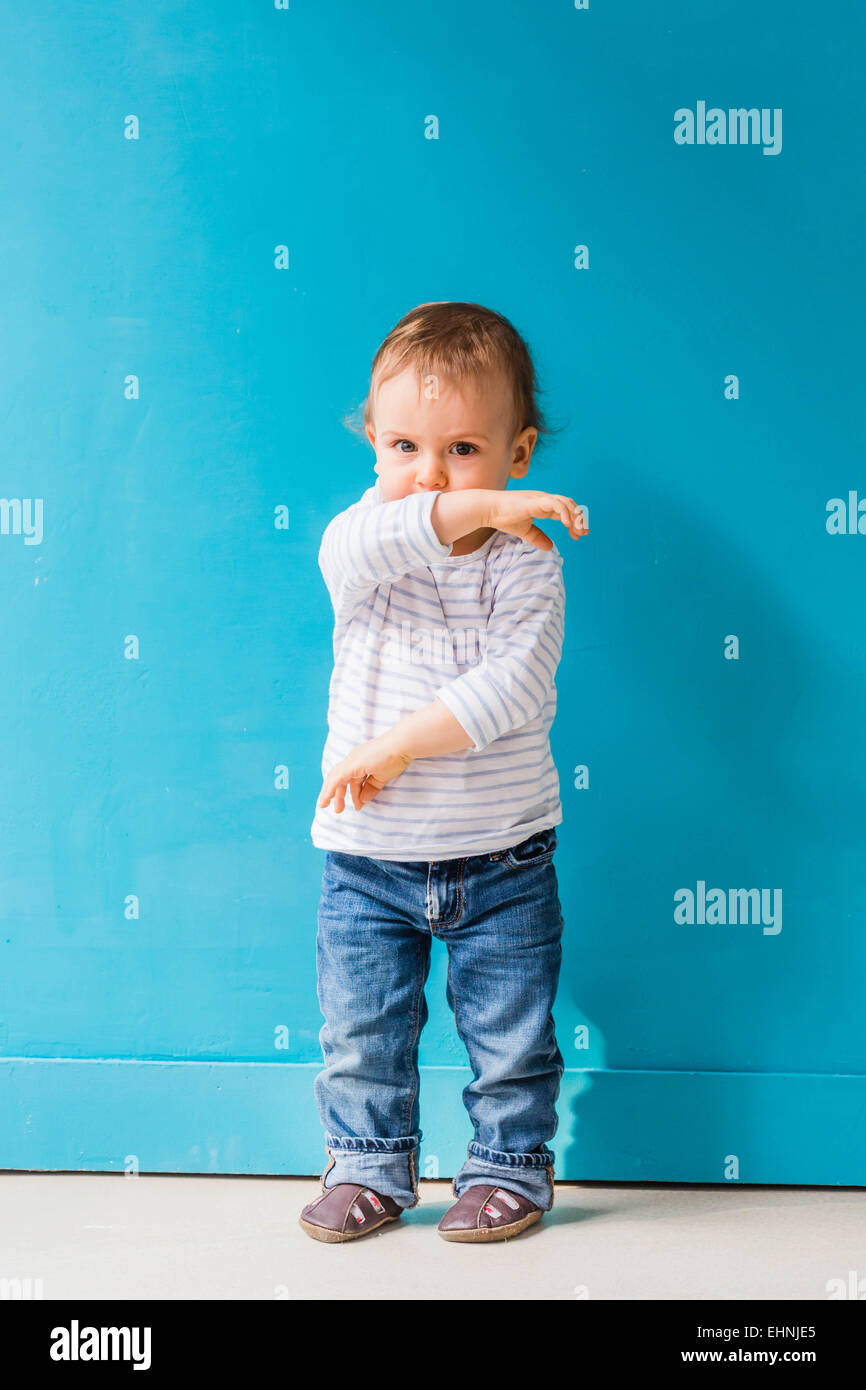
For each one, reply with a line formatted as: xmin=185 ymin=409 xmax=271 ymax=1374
xmin=2 ymin=1 xmax=865 ymax=1184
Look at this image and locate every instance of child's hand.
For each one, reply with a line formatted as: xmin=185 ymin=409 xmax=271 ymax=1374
xmin=317 ymin=734 xmax=414 ymax=814
xmin=486 ymin=490 xmax=588 ymax=551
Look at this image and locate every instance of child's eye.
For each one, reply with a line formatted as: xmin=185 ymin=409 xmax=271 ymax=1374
xmin=389 ymin=439 xmax=477 ymax=457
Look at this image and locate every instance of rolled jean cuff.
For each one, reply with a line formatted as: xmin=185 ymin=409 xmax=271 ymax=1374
xmin=321 ymin=1134 xmax=420 ymax=1209
xmin=453 ymin=1142 xmax=556 ymax=1210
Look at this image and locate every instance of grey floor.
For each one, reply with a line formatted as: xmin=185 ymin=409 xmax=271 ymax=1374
xmin=1 ymin=1174 xmax=862 ymax=1300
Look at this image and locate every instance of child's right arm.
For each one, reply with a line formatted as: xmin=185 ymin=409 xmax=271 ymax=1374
xmin=318 ymin=490 xmax=454 ymax=627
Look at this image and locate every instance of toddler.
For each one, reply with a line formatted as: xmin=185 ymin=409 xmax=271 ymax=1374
xmin=300 ymin=301 xmax=587 ymax=1243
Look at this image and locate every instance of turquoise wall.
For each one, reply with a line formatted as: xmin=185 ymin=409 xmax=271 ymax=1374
xmin=3 ymin=1 xmax=865 ymax=1184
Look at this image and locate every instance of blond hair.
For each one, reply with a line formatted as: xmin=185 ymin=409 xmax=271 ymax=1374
xmin=344 ymin=301 xmax=561 ymax=451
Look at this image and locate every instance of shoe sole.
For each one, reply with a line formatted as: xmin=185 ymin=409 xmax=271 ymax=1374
xmin=298 ymin=1212 xmax=401 ymax=1243
xmin=437 ymin=1208 xmax=543 ymax=1242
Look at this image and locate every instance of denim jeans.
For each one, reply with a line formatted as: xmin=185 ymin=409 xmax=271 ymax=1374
xmin=313 ymin=825 xmax=565 ymax=1211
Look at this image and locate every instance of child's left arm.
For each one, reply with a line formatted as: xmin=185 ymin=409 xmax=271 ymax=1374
xmin=431 ymin=547 xmax=565 ymax=753
xmin=316 ymin=699 xmax=474 ymax=813
xmin=317 ymin=547 xmax=565 ymax=813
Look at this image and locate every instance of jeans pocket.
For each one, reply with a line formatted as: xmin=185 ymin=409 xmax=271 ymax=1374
xmin=502 ymin=826 xmax=558 ymax=867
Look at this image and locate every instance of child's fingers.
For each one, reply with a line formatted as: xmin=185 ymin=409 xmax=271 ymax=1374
xmin=525 ymin=523 xmax=554 ymax=551
xmin=319 ymin=768 xmax=368 ymax=813
xmin=528 ymin=494 xmax=584 ymax=537
xmin=564 ymin=500 xmax=588 ymax=535
xmin=335 ymin=778 xmax=360 ymax=813
xmin=318 ymin=770 xmax=341 ymax=807
xmin=318 ymin=760 xmax=382 ymax=813
xmin=545 ymin=495 xmax=588 ymax=537
xmin=317 ymin=771 xmax=343 ymax=810
xmin=524 ymin=499 xmax=585 ymax=547
xmin=527 ymin=494 xmax=563 ymax=519
xmin=552 ymin=497 xmax=580 ymax=533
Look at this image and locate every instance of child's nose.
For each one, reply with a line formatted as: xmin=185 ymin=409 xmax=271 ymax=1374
xmin=415 ymin=459 xmax=448 ymax=488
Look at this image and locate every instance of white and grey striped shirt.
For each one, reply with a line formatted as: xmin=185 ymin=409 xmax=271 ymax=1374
xmin=309 ymin=478 xmax=565 ymax=861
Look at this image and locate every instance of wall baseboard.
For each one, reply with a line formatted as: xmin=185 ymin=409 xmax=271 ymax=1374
xmin=1 ymin=1058 xmax=863 ymax=1185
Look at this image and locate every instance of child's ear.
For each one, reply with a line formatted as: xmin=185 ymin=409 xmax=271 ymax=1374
xmin=510 ymin=427 xmax=537 ymax=480
xmin=365 ymin=423 xmax=377 ymax=450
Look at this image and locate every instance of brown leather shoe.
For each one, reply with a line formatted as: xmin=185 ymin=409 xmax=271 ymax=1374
xmin=438 ymin=1184 xmax=544 ymax=1242
xmin=299 ymin=1183 xmax=404 ymax=1243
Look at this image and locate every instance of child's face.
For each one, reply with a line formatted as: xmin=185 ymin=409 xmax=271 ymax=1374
xmin=366 ymin=366 xmax=537 ymax=501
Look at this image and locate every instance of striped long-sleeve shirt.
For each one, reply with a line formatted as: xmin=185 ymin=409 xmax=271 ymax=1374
xmin=309 ymin=478 xmax=566 ymax=861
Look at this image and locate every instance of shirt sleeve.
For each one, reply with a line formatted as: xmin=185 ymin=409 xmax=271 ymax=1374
xmin=434 ymin=547 xmax=565 ymax=752
xmin=318 ymin=488 xmax=454 ymax=627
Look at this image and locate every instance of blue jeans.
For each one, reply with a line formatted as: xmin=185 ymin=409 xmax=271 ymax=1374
xmin=313 ymin=825 xmax=565 ymax=1210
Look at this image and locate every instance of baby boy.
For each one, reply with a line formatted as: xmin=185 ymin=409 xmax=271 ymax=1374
xmin=301 ymin=301 xmax=587 ymax=1243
